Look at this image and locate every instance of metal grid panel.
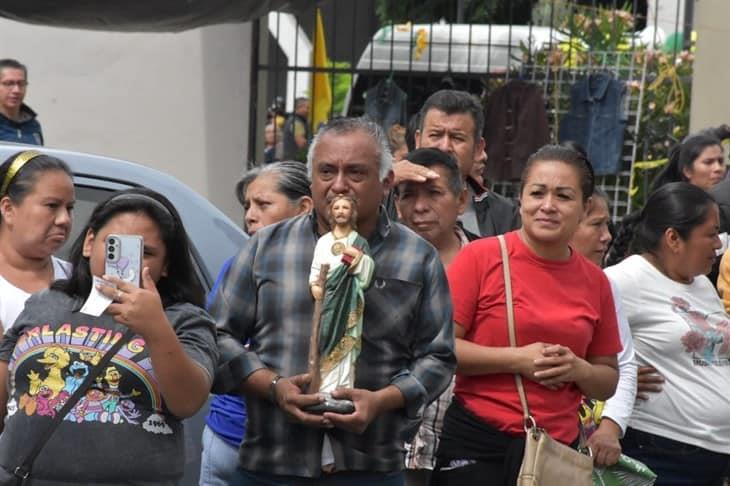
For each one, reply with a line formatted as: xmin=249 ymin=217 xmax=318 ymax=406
xmin=489 ymin=50 xmax=647 ymax=221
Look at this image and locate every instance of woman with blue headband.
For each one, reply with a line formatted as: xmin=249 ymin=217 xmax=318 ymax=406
xmin=0 ymin=150 xmax=75 ymax=333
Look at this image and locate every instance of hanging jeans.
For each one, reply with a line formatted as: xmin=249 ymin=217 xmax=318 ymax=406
xmin=559 ymin=72 xmax=627 ymax=176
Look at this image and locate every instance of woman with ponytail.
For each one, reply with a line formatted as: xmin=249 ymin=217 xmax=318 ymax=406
xmin=605 ymin=182 xmax=730 ymax=484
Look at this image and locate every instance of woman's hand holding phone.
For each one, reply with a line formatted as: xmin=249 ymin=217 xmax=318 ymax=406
xmin=98 ymin=268 xmax=167 ymax=338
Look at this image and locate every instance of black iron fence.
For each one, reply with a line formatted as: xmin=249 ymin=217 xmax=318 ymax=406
xmin=249 ymin=0 xmax=693 ymax=219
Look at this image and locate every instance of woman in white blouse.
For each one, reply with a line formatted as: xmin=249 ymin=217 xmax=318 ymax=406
xmin=605 ymin=182 xmax=729 ymax=485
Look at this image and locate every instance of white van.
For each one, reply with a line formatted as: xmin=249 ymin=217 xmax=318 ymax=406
xmin=343 ymin=22 xmax=562 ymax=117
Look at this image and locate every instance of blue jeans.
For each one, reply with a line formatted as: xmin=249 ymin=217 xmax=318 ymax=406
xmin=199 ymin=425 xmax=241 ymax=486
xmin=621 ymin=427 xmax=729 ymax=485
xmin=230 ymin=468 xmax=405 ymax=486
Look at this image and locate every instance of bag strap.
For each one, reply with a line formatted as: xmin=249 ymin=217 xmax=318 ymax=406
xmin=497 ymin=234 xmax=533 ymax=426
xmin=12 ymin=328 xmax=136 ymax=480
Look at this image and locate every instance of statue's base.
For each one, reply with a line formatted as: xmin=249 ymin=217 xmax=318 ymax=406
xmin=304 ymin=392 xmax=355 ymax=414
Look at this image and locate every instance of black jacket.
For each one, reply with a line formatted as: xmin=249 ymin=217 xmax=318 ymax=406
xmin=470 ymin=179 xmax=521 ymax=237
xmin=711 ymin=178 xmax=730 ymax=234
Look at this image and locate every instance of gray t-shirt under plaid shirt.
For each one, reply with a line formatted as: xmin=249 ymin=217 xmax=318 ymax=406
xmin=211 ymin=210 xmax=456 ymax=478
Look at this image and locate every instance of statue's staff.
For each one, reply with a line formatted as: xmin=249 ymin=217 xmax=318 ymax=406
xmin=307 ymin=263 xmax=329 ymax=394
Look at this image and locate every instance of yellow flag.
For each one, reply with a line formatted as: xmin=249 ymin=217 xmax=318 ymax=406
xmin=311 ymin=9 xmax=332 ymax=132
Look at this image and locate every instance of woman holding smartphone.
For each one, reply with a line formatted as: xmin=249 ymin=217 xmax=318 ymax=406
xmin=0 ymin=188 xmax=217 ymax=485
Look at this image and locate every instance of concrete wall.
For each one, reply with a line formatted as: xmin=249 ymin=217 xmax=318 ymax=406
xmin=0 ymin=18 xmax=251 ymax=222
xmin=690 ymin=0 xmax=730 ymax=133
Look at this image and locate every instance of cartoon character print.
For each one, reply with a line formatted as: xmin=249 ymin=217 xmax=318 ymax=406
xmin=17 ymin=345 xmax=146 ymax=425
xmin=66 ymin=365 xmax=142 ymax=425
xmin=107 ymin=256 xmax=137 ymax=284
xmin=578 ymin=398 xmax=605 ymax=439
xmin=18 ymin=345 xmax=70 ymax=417
xmin=11 ymin=327 xmax=175 ymax=435
xmin=63 ymin=360 xmax=89 ymax=394
xmin=67 ymin=387 xmax=106 ymax=423
xmin=672 ymin=296 xmax=730 ymax=364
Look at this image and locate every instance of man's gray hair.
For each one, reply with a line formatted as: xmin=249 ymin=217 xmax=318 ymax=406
xmin=307 ymin=117 xmax=393 ymax=181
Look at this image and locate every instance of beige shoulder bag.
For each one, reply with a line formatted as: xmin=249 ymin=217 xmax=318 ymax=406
xmin=497 ymin=234 xmax=593 ymax=486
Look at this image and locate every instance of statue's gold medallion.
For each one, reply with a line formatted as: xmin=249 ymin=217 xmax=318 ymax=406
xmin=331 ymin=242 xmax=345 ymax=255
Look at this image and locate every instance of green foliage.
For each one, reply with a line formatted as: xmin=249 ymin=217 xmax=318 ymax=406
xmin=563 ymin=4 xmax=636 ymax=52
xmin=330 ymin=61 xmax=352 ymax=115
xmin=636 ymin=50 xmax=694 ymax=158
xmin=630 ymin=49 xmax=693 ymax=206
xmin=374 ymin=0 xmax=532 ymax=25
xmin=519 ymin=3 xmax=636 ymax=67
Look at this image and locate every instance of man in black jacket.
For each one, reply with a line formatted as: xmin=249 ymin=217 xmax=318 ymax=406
xmin=394 ymin=90 xmax=520 ymax=238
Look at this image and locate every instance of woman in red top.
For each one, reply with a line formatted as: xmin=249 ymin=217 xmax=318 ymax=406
xmin=432 ymin=145 xmax=621 ymax=486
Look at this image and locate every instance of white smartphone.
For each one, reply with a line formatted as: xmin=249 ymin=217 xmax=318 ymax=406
xmin=104 ymin=234 xmax=143 ymax=287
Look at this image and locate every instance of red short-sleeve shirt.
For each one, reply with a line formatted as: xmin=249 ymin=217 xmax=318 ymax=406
xmin=447 ymin=230 xmax=621 ymax=444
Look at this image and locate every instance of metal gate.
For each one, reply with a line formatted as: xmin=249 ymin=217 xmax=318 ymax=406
xmin=249 ymin=0 xmax=693 ymax=218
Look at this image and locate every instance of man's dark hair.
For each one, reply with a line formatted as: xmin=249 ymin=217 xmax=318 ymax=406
xmin=0 ymin=59 xmax=27 ymax=78
xmin=294 ymin=97 xmax=309 ymax=109
xmin=418 ymin=90 xmax=484 ymax=142
xmin=401 ymin=148 xmax=463 ymax=195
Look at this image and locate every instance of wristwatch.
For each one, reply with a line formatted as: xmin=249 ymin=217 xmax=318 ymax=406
xmin=269 ymin=374 xmax=283 ymax=404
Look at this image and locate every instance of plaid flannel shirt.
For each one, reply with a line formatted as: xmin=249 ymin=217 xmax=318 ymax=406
xmin=211 ymin=210 xmax=455 ymax=478
xmin=404 ymin=226 xmax=470 ymax=470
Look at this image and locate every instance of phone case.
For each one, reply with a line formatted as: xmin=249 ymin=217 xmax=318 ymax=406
xmin=104 ymin=234 xmax=143 ymax=287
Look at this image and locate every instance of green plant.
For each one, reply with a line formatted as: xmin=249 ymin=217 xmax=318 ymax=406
xmin=565 ymin=4 xmax=635 ymax=53
xmin=519 ymin=3 xmax=636 ymax=68
xmin=630 ymin=49 xmax=694 ymax=207
xmin=374 ymin=0 xmax=532 ymax=25
xmin=330 ymin=61 xmax=352 ymax=115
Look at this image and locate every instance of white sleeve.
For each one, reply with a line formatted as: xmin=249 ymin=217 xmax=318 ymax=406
xmin=309 ymin=234 xmax=331 ymax=284
xmin=600 ymin=278 xmax=637 ymax=435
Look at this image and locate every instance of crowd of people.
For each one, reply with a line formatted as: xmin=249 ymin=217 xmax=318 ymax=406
xmin=0 ymin=52 xmax=730 ymax=486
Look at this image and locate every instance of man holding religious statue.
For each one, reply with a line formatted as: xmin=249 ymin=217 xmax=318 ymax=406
xmin=211 ymin=117 xmax=455 ymax=485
